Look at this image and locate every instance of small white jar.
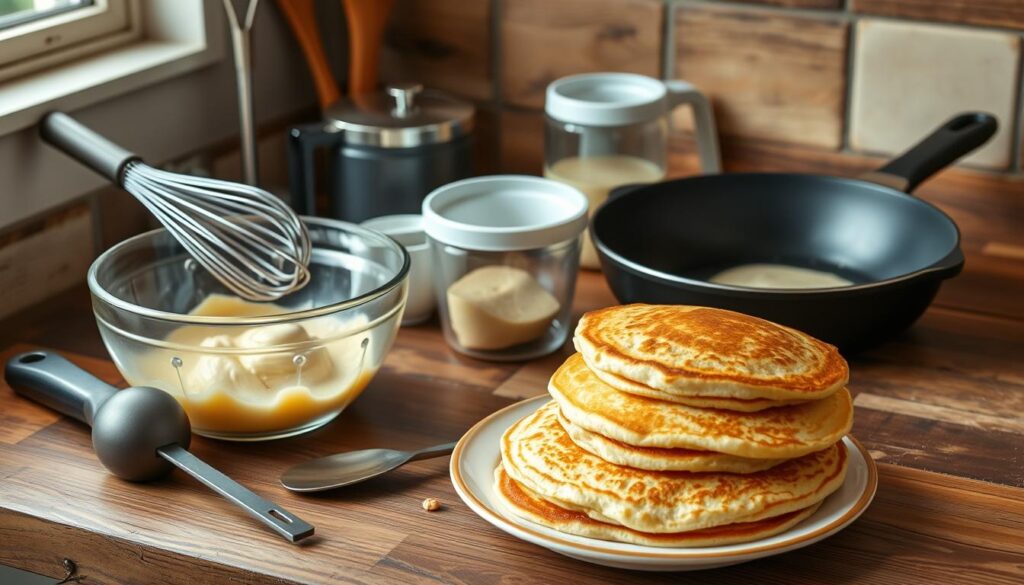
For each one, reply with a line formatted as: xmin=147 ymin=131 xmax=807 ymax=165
xmin=360 ymin=214 xmax=434 ymax=326
xmin=423 ymin=175 xmax=588 ymax=361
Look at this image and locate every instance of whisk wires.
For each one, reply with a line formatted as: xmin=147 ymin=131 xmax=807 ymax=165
xmin=124 ymin=162 xmax=312 ymax=301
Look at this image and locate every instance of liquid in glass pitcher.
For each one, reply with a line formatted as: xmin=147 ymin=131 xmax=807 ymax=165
xmin=544 ymin=73 xmax=721 ymax=269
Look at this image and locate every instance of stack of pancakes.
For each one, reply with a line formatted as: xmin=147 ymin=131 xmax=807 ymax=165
xmin=495 ymin=304 xmax=854 ymax=547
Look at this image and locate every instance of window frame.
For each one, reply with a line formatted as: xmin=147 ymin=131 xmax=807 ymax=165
xmin=0 ymin=0 xmax=140 ymax=83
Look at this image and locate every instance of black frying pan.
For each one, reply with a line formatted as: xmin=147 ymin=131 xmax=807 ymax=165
xmin=591 ymin=113 xmax=997 ymax=351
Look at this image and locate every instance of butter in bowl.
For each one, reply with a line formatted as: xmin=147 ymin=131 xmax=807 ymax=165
xmin=88 ymin=217 xmax=409 ymax=441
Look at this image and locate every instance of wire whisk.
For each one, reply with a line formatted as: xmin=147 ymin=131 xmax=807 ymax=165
xmin=41 ymin=112 xmax=311 ymax=301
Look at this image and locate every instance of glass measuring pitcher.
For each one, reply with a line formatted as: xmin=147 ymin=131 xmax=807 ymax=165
xmin=544 ymin=73 xmax=721 ymax=269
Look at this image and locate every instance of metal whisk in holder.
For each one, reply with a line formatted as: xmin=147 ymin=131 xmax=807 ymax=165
xmin=40 ymin=112 xmax=311 ymax=301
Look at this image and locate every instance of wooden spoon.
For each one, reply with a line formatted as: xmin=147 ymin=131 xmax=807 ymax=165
xmin=275 ymin=0 xmax=341 ymax=109
xmin=341 ymin=0 xmax=396 ymax=95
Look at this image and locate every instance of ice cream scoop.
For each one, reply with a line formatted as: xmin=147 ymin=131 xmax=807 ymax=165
xmin=4 ymin=351 xmax=314 ymax=543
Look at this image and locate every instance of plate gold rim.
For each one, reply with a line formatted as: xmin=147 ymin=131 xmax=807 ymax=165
xmin=450 ymin=395 xmax=878 ymax=561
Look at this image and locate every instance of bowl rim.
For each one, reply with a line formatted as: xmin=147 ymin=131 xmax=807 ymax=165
xmin=87 ymin=216 xmax=411 ymax=325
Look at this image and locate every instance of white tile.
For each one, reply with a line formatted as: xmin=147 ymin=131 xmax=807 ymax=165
xmin=850 ymin=19 xmax=1020 ymax=170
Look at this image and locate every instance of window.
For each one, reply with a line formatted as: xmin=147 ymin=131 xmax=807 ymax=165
xmin=0 ymin=0 xmax=139 ymax=82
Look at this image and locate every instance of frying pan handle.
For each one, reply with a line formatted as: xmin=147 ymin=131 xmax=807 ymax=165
xmin=864 ymin=113 xmax=997 ymax=193
xmin=5 ymin=351 xmax=118 ymax=426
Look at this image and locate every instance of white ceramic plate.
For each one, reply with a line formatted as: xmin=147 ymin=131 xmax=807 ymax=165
xmin=450 ymin=395 xmax=878 ymax=571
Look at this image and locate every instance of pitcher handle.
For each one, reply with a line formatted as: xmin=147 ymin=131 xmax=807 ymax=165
xmin=664 ymin=80 xmax=721 ymax=174
xmin=286 ymin=123 xmax=343 ymax=215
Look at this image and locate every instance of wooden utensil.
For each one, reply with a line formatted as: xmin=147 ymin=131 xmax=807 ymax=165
xmin=275 ymin=0 xmax=341 ymax=109
xmin=341 ymin=0 xmax=395 ymax=94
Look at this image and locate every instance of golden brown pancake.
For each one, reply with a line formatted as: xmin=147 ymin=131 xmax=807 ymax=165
xmin=585 ymin=355 xmax=808 ymax=412
xmin=494 ymin=466 xmax=822 ymax=547
xmin=557 ymin=410 xmax=786 ymax=473
xmin=501 ymin=402 xmax=848 ymax=533
xmin=550 ymin=353 xmax=853 ymax=459
xmin=574 ymin=304 xmax=848 ymax=401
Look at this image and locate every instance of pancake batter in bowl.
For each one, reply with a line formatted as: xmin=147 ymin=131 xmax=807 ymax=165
xmin=121 ymin=294 xmax=377 ymax=439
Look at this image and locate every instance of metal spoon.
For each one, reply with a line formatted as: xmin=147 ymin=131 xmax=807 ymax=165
xmin=281 ymin=442 xmax=457 ymax=492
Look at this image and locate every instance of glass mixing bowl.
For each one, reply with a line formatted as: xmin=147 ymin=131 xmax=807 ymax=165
xmin=88 ymin=217 xmax=409 ymax=441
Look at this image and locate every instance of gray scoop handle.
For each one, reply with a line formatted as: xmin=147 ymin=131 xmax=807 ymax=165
xmin=39 ymin=112 xmax=139 ymax=184
xmin=5 ymin=351 xmax=117 ymax=426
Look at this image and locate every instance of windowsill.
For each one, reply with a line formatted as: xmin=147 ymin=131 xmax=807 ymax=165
xmin=0 ymin=0 xmax=221 ymax=137
xmin=0 ymin=0 xmax=313 ymax=231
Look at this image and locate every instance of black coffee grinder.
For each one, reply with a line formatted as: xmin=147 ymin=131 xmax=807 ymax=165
xmin=287 ymin=82 xmax=474 ymax=222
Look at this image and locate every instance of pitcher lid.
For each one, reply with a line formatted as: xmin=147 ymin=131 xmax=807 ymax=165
xmin=324 ymin=83 xmax=474 ymax=148
xmin=546 ymin=73 xmax=669 ymax=127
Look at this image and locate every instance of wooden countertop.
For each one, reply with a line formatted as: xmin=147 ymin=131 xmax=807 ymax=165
xmin=1 ymin=272 xmax=1022 ymax=584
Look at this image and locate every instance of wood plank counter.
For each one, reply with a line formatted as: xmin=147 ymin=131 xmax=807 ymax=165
xmin=0 ymin=272 xmax=1022 ymax=584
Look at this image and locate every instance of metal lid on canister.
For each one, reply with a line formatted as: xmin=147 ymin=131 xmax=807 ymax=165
xmin=422 ymin=176 xmax=589 ymax=252
xmin=545 ymin=73 xmax=669 ymax=127
xmin=323 ymin=82 xmax=474 ymax=148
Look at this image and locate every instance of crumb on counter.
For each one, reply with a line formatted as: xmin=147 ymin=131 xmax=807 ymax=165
xmin=422 ymin=497 xmax=441 ymax=512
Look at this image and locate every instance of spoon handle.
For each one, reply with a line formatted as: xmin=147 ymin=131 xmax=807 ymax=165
xmin=408 ymin=442 xmax=458 ymax=463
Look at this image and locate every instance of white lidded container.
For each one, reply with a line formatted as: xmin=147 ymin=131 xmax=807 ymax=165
xmin=423 ymin=176 xmax=588 ymax=361
xmin=544 ymin=72 xmax=722 ymax=269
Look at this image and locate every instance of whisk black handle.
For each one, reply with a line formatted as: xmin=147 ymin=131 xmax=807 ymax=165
xmin=40 ymin=112 xmax=140 ymax=185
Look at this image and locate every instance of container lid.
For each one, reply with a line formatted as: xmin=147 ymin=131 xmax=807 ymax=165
xmin=422 ymin=176 xmax=589 ymax=251
xmin=324 ymin=83 xmax=474 ymax=148
xmin=546 ymin=73 xmax=668 ymax=127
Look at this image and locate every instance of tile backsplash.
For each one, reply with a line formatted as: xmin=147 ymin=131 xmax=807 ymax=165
xmin=386 ymin=0 xmax=1024 ymax=319
xmin=849 ymin=19 xmax=1020 ymax=169
xmin=500 ymin=0 xmax=665 ymax=109
xmin=381 ymin=0 xmax=1022 ymax=176
xmin=674 ymin=5 xmax=849 ymax=149
xmin=380 ymin=0 xmax=493 ymax=102
xmin=850 ymin=0 xmax=1024 ymax=30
